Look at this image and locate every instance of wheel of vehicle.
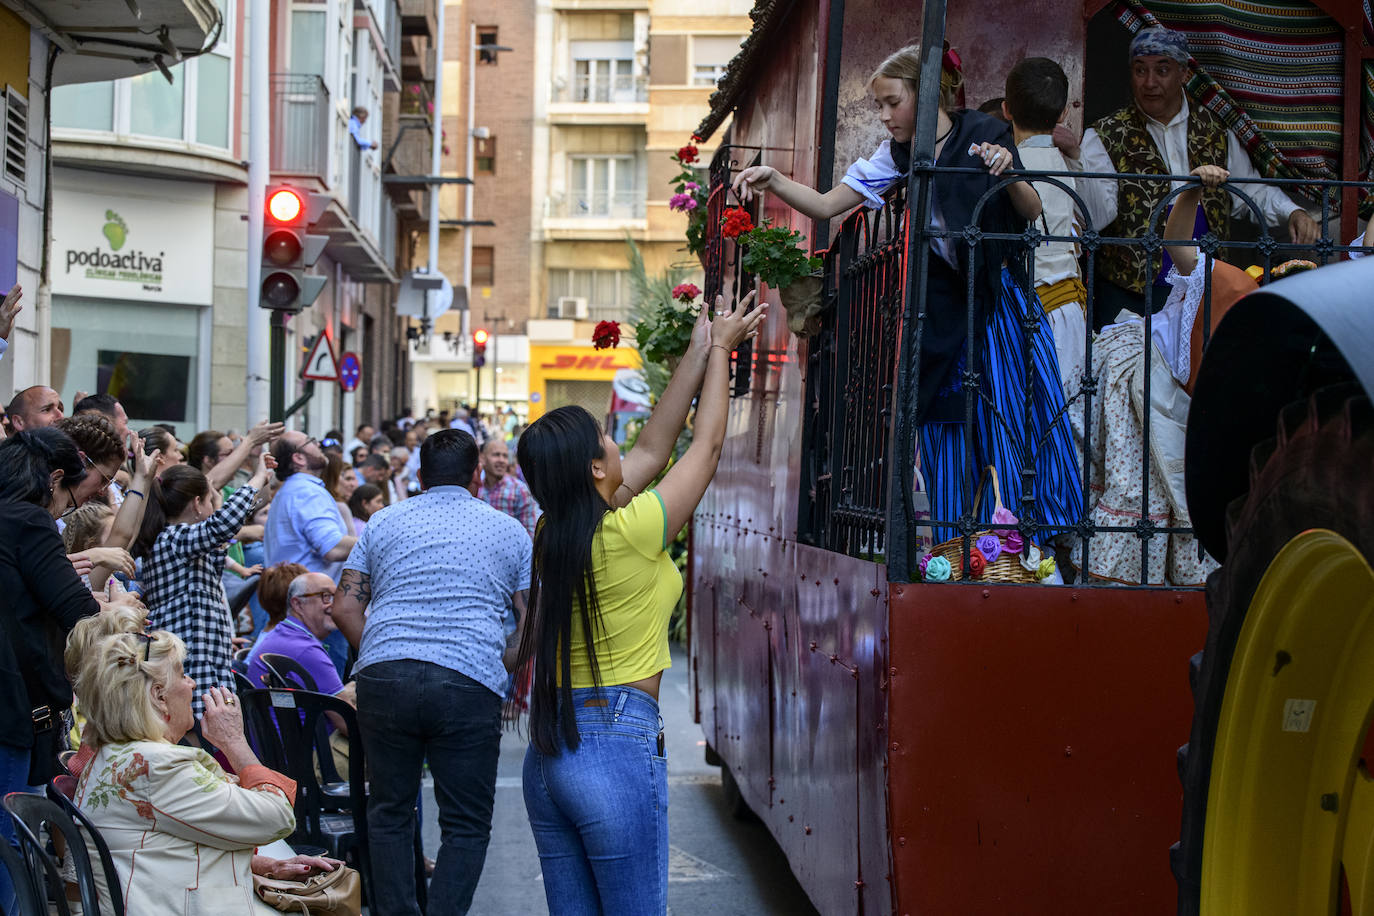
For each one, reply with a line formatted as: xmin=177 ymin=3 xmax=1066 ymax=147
xmin=1173 ymin=386 xmax=1374 ymax=916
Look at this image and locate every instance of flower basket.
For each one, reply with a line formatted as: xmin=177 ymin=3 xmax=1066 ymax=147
xmin=777 ymin=273 xmax=826 ymax=336
xmin=921 ymin=466 xmax=1045 ymax=584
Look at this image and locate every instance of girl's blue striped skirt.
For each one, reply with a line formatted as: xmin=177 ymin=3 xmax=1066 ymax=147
xmin=920 ymin=268 xmax=1083 ymax=543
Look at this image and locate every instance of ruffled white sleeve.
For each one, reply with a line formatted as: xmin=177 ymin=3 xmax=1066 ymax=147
xmin=840 ymin=140 xmax=902 ymax=209
xmin=1155 ymin=254 xmax=1213 ymax=385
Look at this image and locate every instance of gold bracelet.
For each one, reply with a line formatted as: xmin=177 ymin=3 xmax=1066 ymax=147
xmin=711 ymin=344 xmax=730 ymax=354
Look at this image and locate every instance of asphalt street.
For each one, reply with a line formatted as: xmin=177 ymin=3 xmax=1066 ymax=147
xmin=419 ymin=645 xmax=819 ymax=915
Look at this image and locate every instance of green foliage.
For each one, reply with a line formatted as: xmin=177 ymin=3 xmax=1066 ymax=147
xmin=626 ymin=237 xmax=698 ymax=393
xmin=738 ymin=222 xmax=822 ymax=289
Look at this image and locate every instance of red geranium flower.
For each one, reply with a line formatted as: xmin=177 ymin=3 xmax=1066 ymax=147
xmin=677 ymin=144 xmax=699 ymax=164
xmin=671 ymin=282 xmax=701 ymax=303
xmin=690 ymin=133 xmax=703 ymax=143
xmin=720 ymin=207 xmax=755 ymax=239
xmin=592 ymin=320 xmax=621 ymax=350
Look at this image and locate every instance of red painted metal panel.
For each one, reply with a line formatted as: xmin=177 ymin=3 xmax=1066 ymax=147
xmin=886 ymin=583 xmax=1206 ymax=914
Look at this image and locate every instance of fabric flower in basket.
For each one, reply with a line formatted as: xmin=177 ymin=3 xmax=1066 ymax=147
xmin=592 ymin=320 xmax=621 ymax=350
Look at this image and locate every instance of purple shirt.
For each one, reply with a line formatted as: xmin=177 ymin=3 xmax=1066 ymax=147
xmin=246 ymin=617 xmax=345 ymax=697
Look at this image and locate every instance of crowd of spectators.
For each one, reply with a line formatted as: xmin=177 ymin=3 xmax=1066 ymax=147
xmin=0 ymin=374 xmax=544 ymax=912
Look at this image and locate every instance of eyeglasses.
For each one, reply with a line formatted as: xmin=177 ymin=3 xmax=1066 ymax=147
xmin=82 ymin=452 xmax=114 ymax=491
xmin=298 ymin=590 xmax=336 ymax=604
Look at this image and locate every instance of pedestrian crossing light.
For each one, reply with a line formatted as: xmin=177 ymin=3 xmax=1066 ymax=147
xmin=260 ymin=185 xmax=330 ymax=312
xmin=473 ymin=328 xmax=488 ymax=368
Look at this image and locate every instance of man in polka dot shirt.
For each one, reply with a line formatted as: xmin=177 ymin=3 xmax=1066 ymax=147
xmin=333 ymin=429 xmax=530 ymax=915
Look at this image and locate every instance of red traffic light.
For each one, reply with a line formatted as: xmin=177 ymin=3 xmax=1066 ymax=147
xmin=473 ymin=329 xmax=489 ymax=345
xmin=267 ymin=188 xmax=304 ymax=223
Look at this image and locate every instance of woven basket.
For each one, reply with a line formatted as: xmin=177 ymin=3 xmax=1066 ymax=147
xmin=927 ymin=466 xmax=1038 ymax=584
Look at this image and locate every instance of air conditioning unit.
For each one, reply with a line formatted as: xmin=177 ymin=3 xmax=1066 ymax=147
xmin=557 ymin=296 xmax=588 ymax=319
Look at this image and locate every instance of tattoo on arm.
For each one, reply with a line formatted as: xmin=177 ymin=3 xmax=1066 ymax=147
xmin=337 ymin=570 xmax=372 ymax=605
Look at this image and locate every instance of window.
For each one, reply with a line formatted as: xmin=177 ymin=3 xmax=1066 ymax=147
xmin=547 ymin=268 xmax=633 ymax=322
xmin=129 ymin=69 xmax=185 ymax=139
xmin=53 ymin=82 xmax=113 ymax=132
xmin=478 ymin=28 xmax=499 ymax=64
xmin=476 ymin=135 xmax=495 ymax=174
xmin=195 ymin=54 xmax=230 ymax=148
xmin=573 ymin=58 xmax=636 ymax=103
xmin=291 ymin=9 xmax=327 ymax=77
xmin=693 ymin=36 xmax=742 ymax=87
xmin=472 ymin=246 xmax=494 ymax=286
xmin=569 ymin=155 xmax=638 ymax=217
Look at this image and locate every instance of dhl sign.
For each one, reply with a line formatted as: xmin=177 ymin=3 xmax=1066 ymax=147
xmin=539 ymin=353 xmax=637 ymax=371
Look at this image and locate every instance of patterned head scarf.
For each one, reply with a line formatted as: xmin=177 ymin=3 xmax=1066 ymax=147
xmin=1129 ymin=27 xmax=1190 ymax=65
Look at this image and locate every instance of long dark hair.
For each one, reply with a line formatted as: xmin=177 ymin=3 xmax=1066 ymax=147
xmin=131 ymin=465 xmax=210 ymax=559
xmin=0 ymin=428 xmax=86 ymax=508
xmin=514 ymin=406 xmax=612 ymax=754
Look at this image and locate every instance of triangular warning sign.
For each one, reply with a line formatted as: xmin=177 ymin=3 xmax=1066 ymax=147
xmin=301 ymin=332 xmax=339 ymax=381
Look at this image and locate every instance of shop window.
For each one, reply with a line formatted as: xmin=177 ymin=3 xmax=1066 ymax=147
xmin=476 ymin=136 xmax=496 ymax=174
xmin=473 ymin=246 xmax=495 ymax=286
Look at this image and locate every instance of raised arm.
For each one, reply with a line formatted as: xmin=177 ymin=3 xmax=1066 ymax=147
xmin=614 ymin=306 xmax=716 ymax=507
xmin=731 ymin=166 xmax=865 ymax=221
xmin=1165 ymin=165 xmax=1229 ymax=277
xmin=206 ymin=420 xmax=282 ymax=492
xmin=104 ymin=434 xmax=159 ymax=552
xmin=654 ymin=295 xmax=768 ymax=538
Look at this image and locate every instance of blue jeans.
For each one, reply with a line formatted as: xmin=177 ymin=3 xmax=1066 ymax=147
xmin=0 ymin=742 xmax=40 ymax=912
xmin=355 ymin=660 xmax=502 ymax=916
xmin=523 ymin=686 xmax=668 ymax=916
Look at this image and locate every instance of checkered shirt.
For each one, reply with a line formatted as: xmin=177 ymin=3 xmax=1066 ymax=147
xmin=478 ymin=474 xmax=538 ymax=537
xmin=142 ymin=486 xmax=258 ymax=717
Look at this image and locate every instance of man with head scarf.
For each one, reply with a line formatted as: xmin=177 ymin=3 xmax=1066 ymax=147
xmin=1066 ymin=26 xmax=1320 ymax=328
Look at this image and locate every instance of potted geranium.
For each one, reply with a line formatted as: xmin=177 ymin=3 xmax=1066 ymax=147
xmin=721 ymin=207 xmax=824 ymax=336
xmin=668 ymin=137 xmax=709 ymax=258
xmin=633 ymin=282 xmax=701 ymax=373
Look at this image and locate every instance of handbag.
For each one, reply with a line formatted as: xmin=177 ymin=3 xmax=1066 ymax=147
xmin=252 ymin=864 xmax=362 ymax=915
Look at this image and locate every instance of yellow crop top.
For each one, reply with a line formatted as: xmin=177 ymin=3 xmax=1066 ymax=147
xmin=564 ymin=489 xmax=683 ymax=688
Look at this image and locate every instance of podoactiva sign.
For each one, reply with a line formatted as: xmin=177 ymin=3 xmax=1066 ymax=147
xmin=52 ymin=177 xmax=214 ymax=306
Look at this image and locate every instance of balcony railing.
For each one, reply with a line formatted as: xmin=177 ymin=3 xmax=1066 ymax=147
xmin=546 ymin=191 xmax=645 ymax=220
xmin=270 ymin=73 xmax=330 ymax=184
xmin=552 ymin=74 xmax=648 ymax=104
xmin=383 ymin=113 xmax=432 ymax=221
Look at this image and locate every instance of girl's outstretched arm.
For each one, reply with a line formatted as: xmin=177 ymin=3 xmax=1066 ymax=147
xmin=972 ymin=142 xmax=1043 ymax=222
xmin=731 ymin=166 xmax=865 ymax=220
xmin=1165 ymin=165 xmax=1229 ymax=277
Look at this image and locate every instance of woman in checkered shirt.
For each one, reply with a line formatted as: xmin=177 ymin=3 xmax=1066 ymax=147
xmin=132 ymin=450 xmax=276 ymax=724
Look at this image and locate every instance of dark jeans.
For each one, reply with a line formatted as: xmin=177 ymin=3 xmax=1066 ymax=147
xmin=356 ymin=660 xmax=502 ymax=916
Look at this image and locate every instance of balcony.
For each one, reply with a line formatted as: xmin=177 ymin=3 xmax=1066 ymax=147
xmin=544 ymin=191 xmax=647 ymax=238
xmin=399 ymin=0 xmax=435 ymax=37
xmin=383 ymin=113 xmax=432 ymax=222
xmin=549 ymin=74 xmax=649 ymax=125
xmin=270 ymin=73 xmax=330 ymax=185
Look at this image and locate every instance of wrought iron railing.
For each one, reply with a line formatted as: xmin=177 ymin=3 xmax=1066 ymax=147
xmin=696 ymin=142 xmax=1374 ymax=581
xmin=703 ymin=145 xmax=759 ymax=397
xmin=270 ymin=73 xmax=330 ymax=184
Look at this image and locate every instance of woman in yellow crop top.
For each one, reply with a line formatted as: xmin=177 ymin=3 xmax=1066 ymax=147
xmin=514 ymin=290 xmax=765 ymax=915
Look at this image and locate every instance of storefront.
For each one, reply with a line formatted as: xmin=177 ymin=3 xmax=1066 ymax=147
xmin=527 ymin=344 xmax=641 ymax=423
xmin=50 ymin=171 xmax=215 ymax=436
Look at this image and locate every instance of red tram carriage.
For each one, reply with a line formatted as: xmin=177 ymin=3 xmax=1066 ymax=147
xmin=682 ymin=1 xmax=1374 ymax=913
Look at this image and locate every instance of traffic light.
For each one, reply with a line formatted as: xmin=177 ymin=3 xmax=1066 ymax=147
xmin=473 ymin=328 xmax=488 ymax=368
xmin=260 ymin=185 xmax=330 ymax=311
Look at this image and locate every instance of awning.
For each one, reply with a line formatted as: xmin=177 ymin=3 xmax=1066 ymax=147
xmin=2 ymin=0 xmax=222 ymax=86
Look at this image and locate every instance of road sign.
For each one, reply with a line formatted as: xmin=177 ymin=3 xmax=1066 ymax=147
xmin=339 ymin=351 xmax=361 ymax=392
xmin=301 ymin=332 xmax=339 ymax=381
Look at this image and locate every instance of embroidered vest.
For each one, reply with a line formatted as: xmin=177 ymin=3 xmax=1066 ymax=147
xmin=1093 ymin=103 xmax=1229 ymax=293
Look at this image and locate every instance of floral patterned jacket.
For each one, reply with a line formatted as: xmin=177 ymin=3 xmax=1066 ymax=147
xmin=74 ymin=740 xmax=297 ymax=915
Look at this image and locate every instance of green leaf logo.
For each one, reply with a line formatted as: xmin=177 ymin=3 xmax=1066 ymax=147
xmin=103 ymin=210 xmax=128 ymax=251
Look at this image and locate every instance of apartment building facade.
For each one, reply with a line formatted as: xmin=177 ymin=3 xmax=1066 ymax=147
xmin=0 ymin=0 xmax=221 ymax=402
xmin=411 ymin=0 xmax=748 ymax=423
xmin=40 ymin=0 xmax=429 ymax=438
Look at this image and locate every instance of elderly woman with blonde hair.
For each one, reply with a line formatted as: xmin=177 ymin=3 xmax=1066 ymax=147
xmin=72 ymin=628 xmax=341 ymax=913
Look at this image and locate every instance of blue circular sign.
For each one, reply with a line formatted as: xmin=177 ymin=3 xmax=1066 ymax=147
xmin=339 ymin=351 xmax=362 ymax=392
